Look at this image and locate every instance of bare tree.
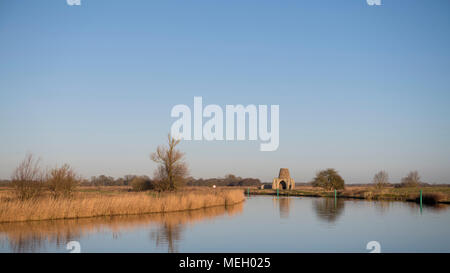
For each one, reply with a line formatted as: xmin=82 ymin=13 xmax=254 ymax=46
xmin=11 ymin=154 xmax=44 ymax=200
xmin=151 ymin=134 xmax=188 ymax=191
xmin=46 ymin=164 xmax=79 ymax=198
xmin=373 ymin=171 xmax=389 ymax=189
xmin=401 ymin=171 xmax=421 ymax=187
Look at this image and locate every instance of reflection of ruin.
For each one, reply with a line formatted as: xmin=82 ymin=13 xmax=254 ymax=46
xmin=272 ymin=197 xmax=292 ymax=218
xmin=0 ymin=203 xmax=243 ymax=253
xmin=279 ymin=198 xmax=291 ymax=218
xmin=272 ymin=168 xmax=295 ymax=190
xmin=313 ymin=198 xmax=345 ymax=223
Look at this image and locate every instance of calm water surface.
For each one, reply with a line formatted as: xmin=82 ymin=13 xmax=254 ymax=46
xmin=1 ymin=196 xmax=450 ymax=253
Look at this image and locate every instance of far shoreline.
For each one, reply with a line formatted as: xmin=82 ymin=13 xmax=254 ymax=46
xmin=247 ymin=185 xmax=450 ymax=205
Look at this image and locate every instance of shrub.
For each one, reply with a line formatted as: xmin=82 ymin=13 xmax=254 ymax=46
xmin=373 ymin=171 xmax=389 ymax=189
xmin=130 ymin=176 xmax=154 ymax=191
xmin=47 ymin=164 xmax=79 ymax=198
xmin=400 ymin=171 xmax=421 ymax=187
xmin=312 ymin=168 xmax=345 ymax=190
xmin=11 ymin=154 xmax=44 ymax=200
xmin=417 ymin=193 xmax=445 ymax=205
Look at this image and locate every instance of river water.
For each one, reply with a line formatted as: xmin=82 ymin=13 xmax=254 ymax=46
xmin=1 ymin=196 xmax=449 ymax=253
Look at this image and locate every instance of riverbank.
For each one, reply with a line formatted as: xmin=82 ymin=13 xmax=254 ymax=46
xmin=248 ymin=186 xmax=450 ymax=205
xmin=0 ymin=188 xmax=245 ymax=223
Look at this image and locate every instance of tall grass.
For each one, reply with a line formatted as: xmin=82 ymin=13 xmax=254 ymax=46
xmin=0 ymin=203 xmax=244 ymax=252
xmin=0 ymin=189 xmax=245 ymax=223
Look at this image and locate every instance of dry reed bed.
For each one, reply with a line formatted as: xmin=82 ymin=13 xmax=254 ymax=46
xmin=0 ymin=189 xmax=245 ymax=223
xmin=0 ymin=202 xmax=244 ymax=251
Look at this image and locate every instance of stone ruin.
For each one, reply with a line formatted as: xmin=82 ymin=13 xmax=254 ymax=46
xmin=272 ymin=168 xmax=295 ymax=190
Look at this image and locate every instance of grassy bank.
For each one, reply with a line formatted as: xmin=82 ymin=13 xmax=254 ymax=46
xmin=0 ymin=188 xmax=245 ymax=223
xmin=249 ymin=186 xmax=450 ymax=205
xmin=0 ymin=202 xmax=244 ymax=252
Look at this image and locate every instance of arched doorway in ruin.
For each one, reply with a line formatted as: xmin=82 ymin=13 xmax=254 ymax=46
xmin=272 ymin=168 xmax=295 ymax=190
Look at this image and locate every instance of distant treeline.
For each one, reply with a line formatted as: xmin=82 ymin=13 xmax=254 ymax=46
xmin=186 ymin=174 xmax=261 ymax=187
xmin=85 ymin=174 xmax=262 ymax=187
xmin=1 ymin=177 xmax=448 ymax=188
xmin=87 ymin=175 xmax=140 ymax=186
xmin=0 ymin=180 xmax=11 ymax=186
xmin=0 ymin=174 xmax=262 ymax=187
xmin=1 ymin=175 xmax=144 ymax=187
xmin=294 ymin=182 xmax=449 ymax=187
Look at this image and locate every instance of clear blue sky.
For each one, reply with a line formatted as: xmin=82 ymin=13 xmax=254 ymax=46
xmin=1 ymin=0 xmax=449 ymax=183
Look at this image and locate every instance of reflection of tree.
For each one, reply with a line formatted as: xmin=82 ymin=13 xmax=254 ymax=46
xmin=423 ymin=204 xmax=448 ymax=212
xmin=313 ymin=198 xmax=345 ymax=223
xmin=149 ymin=204 xmax=243 ymax=253
xmin=374 ymin=200 xmax=391 ymax=215
xmin=404 ymin=201 xmax=448 ymax=213
xmin=6 ymin=233 xmax=46 ymax=253
xmin=151 ymin=221 xmax=183 ymax=253
xmin=279 ymin=198 xmax=291 ymax=218
xmin=0 ymin=220 xmax=83 ymax=253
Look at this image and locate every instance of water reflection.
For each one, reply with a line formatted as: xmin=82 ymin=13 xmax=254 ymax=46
xmin=377 ymin=200 xmax=449 ymax=215
xmin=151 ymin=222 xmax=183 ymax=253
xmin=313 ymin=198 xmax=345 ymax=223
xmin=374 ymin=200 xmax=392 ymax=215
xmin=0 ymin=203 xmax=243 ymax=253
xmin=272 ymin=197 xmax=292 ymax=218
xmin=2 ymin=197 xmax=449 ymax=253
xmin=423 ymin=203 xmax=449 ymax=211
xmin=279 ymin=198 xmax=291 ymax=218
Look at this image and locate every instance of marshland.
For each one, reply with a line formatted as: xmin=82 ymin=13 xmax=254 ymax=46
xmin=249 ymin=185 xmax=450 ymax=205
xmin=0 ymin=187 xmax=244 ymax=223
xmin=1 ymin=194 xmax=450 ymax=253
xmin=0 ymin=135 xmax=245 ymax=223
xmin=1 ymin=135 xmax=450 ymax=252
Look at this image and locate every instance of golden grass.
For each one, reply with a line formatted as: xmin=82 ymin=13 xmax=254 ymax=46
xmin=0 ymin=188 xmax=245 ymax=223
xmin=0 ymin=202 xmax=244 ymax=252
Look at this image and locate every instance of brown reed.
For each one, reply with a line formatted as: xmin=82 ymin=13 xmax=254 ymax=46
xmin=0 ymin=188 xmax=245 ymax=223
